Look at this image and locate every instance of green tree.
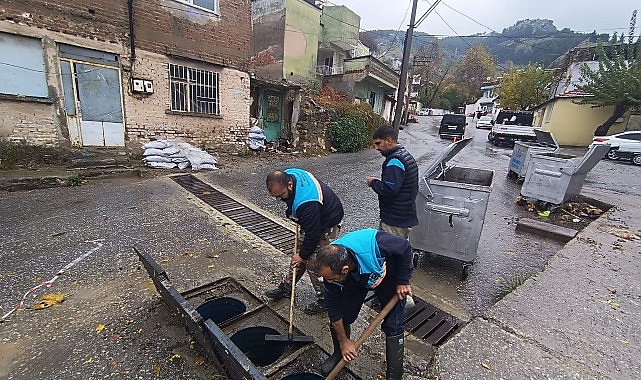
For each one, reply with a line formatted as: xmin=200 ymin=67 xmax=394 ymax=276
xmin=437 ymin=84 xmax=467 ymax=112
xmin=579 ymin=11 xmax=641 ymax=136
xmin=497 ymin=65 xmax=555 ymax=110
xmin=453 ymin=44 xmax=497 ymax=102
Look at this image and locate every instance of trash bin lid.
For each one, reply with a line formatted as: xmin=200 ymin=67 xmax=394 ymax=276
xmin=534 ymin=130 xmax=559 ymax=148
xmin=421 ymin=137 xmax=473 ymax=178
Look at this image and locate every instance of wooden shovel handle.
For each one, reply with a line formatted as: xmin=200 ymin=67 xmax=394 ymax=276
xmin=287 ymin=225 xmax=300 ymax=336
xmin=325 ymin=296 xmax=400 ymax=380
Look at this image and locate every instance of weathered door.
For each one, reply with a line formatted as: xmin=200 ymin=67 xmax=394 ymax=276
xmin=263 ymin=91 xmax=282 ymax=142
xmin=60 ymin=60 xmax=124 ymax=147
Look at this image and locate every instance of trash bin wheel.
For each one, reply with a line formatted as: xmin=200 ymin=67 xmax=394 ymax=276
xmin=413 ymin=253 xmax=419 ymax=268
xmin=461 ymin=263 xmax=472 ymax=280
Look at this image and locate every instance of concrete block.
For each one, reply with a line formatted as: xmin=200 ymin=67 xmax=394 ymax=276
xmin=516 ymin=217 xmax=578 ymax=243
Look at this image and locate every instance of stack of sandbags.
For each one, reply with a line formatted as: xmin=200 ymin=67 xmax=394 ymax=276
xmin=248 ymin=125 xmax=266 ymax=150
xmin=142 ymin=140 xmax=217 ymax=170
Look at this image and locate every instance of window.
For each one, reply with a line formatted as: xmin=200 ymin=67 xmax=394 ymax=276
xmin=174 ymin=0 xmax=218 ymax=14
xmin=169 ymin=63 xmax=220 ymax=115
xmin=0 ymin=33 xmax=48 ymax=98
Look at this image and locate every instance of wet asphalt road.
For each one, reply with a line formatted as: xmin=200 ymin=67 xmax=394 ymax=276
xmin=204 ymin=116 xmax=571 ymax=319
xmin=1 ymin=116 xmax=639 ymax=379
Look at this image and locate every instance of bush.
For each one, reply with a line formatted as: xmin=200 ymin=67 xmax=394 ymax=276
xmin=329 ymin=117 xmax=369 ymax=153
xmin=317 ymin=87 xmax=384 ymax=153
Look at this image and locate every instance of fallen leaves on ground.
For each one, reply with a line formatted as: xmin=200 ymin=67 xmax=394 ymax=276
xmin=600 ymin=299 xmax=621 ymax=309
xmin=95 ymin=324 xmax=106 ymax=334
xmin=481 ymin=361 xmax=492 ymax=370
xmin=32 ymin=293 xmax=64 ymax=310
xmin=153 ymin=363 xmax=161 ymax=377
xmin=195 ymin=356 xmax=206 ymax=366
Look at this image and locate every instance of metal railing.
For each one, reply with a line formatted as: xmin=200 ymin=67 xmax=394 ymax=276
xmin=316 ymin=65 xmax=344 ymax=76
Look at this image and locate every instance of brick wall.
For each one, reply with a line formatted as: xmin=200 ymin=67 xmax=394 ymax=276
xmin=0 ymin=1 xmax=252 ymax=73
xmin=134 ymin=0 xmax=252 ymax=72
xmin=0 ymin=0 xmax=252 ymax=150
xmin=0 ymin=100 xmax=63 ymax=147
xmin=0 ymin=0 xmax=129 ymax=44
xmin=124 ymin=50 xmax=251 ymax=153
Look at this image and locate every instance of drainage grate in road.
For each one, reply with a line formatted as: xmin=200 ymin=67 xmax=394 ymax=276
xmin=365 ymin=293 xmax=461 ymax=346
xmin=174 ymin=174 xmax=462 ymax=346
xmin=172 ymin=174 xmax=296 ymax=254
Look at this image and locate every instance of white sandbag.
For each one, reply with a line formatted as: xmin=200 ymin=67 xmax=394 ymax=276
xmin=197 ymin=163 xmax=217 ymax=170
xmin=142 ymin=140 xmax=170 ymax=149
xmin=146 ymin=161 xmax=177 ymax=169
xmin=160 ymin=146 xmax=180 ymax=156
xmin=143 ymin=155 xmax=172 ymax=163
xmin=177 ymin=161 xmax=191 ymax=170
xmin=143 ymin=148 xmax=166 ymax=156
xmin=171 ymin=157 xmax=190 ymax=163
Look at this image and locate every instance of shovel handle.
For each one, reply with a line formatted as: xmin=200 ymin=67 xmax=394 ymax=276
xmin=287 ymin=225 xmax=300 ymax=336
xmin=325 ymin=296 xmax=400 ymax=380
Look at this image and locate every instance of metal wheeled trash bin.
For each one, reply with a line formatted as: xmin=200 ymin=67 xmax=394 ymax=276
xmin=409 ymin=138 xmax=494 ymax=279
xmin=520 ymin=144 xmax=610 ymax=205
xmin=508 ymin=130 xmax=560 ymax=180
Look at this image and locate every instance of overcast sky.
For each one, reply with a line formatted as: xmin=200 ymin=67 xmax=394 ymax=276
xmin=331 ymin=0 xmax=640 ymax=38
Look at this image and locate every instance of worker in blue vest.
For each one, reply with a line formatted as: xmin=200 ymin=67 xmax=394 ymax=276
xmin=367 ymin=125 xmax=419 ymax=238
xmin=264 ymin=168 xmax=344 ymax=315
xmin=316 ymin=228 xmax=413 ymax=379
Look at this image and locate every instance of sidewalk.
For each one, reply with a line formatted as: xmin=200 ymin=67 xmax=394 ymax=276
xmin=434 ymin=186 xmax=640 ymax=379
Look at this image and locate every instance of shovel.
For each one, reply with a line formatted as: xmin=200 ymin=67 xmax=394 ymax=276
xmin=265 ymin=226 xmax=314 ymax=344
xmin=325 ymin=296 xmax=400 ymax=380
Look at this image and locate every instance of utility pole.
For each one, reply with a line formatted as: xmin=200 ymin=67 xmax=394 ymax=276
xmin=392 ymin=0 xmax=419 ymax=131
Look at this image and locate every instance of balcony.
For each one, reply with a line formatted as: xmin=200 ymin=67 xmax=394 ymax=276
xmin=316 ymin=65 xmax=344 ymax=76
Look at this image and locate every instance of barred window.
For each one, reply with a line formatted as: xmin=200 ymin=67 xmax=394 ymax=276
xmin=169 ymin=64 xmax=220 ymax=115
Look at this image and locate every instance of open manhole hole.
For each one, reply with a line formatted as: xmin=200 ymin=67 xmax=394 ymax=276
xmin=282 ymin=374 xmax=324 ymax=380
xmin=196 ymin=297 xmax=247 ymax=325
xmin=230 ymin=326 xmax=286 ymax=367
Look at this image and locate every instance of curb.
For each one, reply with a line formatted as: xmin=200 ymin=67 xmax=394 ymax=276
xmin=0 ymin=167 xmax=142 ymax=192
xmin=515 ymin=217 xmax=578 ymax=243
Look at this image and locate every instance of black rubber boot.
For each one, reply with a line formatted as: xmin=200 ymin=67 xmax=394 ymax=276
xmin=320 ymin=324 xmax=351 ymax=376
xmin=264 ymin=282 xmax=291 ymax=300
xmin=385 ymin=334 xmax=404 ymax=380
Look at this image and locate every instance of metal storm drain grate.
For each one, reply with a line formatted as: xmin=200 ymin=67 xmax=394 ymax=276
xmin=366 ymin=294 xmax=461 ymax=346
xmin=173 ymin=174 xmax=462 ymax=346
xmin=172 ymin=174 xmax=296 ymax=254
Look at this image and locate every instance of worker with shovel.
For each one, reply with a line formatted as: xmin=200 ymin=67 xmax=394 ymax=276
xmin=315 ymin=228 xmax=413 ymax=379
xmin=264 ymin=169 xmax=344 ymax=315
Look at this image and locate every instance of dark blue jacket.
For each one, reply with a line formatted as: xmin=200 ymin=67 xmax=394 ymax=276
xmin=370 ymin=146 xmax=418 ymax=227
xmin=283 ymin=169 xmax=344 ymax=260
xmin=324 ymin=230 xmax=413 ymax=323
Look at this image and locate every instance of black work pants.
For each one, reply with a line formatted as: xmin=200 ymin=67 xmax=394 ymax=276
xmin=338 ymin=274 xmax=406 ymax=336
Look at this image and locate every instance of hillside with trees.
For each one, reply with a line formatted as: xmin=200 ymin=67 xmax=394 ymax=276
xmin=360 ymin=19 xmax=609 ymax=67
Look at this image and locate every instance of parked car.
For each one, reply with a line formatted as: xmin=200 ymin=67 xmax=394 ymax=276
xmin=439 ymin=114 xmax=467 ymax=140
xmin=418 ymin=108 xmax=429 ymax=116
xmin=476 ymin=115 xmax=494 ymax=129
xmin=611 ymin=141 xmax=641 ymax=165
xmin=589 ymin=131 xmax=641 ymax=160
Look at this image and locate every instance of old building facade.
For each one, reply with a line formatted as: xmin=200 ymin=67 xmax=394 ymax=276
xmin=0 ymin=0 xmax=252 ymax=152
